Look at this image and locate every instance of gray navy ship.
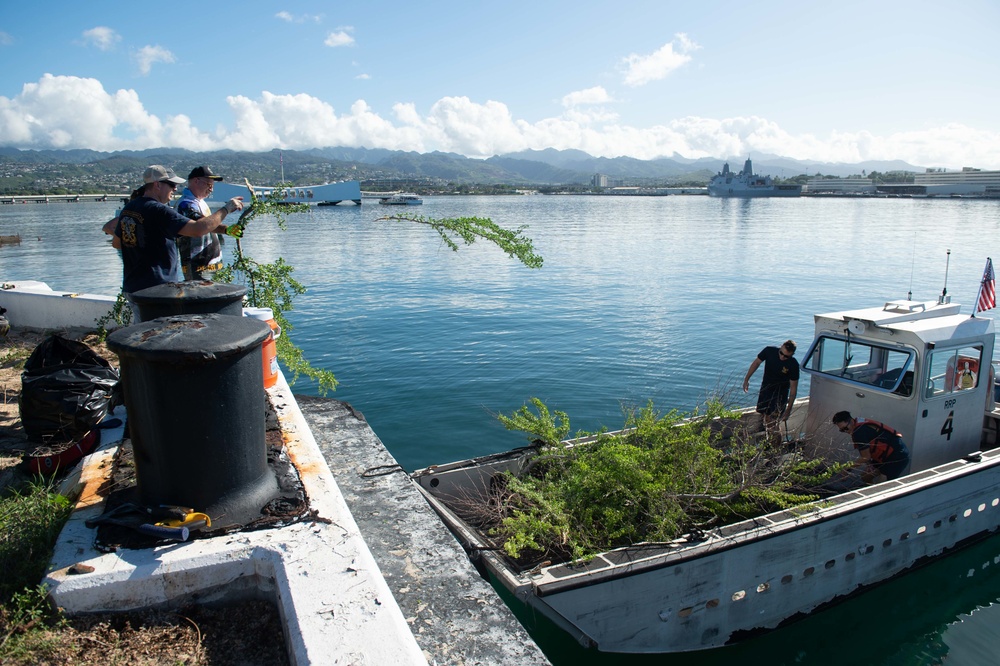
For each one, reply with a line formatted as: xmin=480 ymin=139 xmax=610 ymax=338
xmin=708 ymin=157 xmax=802 ymax=197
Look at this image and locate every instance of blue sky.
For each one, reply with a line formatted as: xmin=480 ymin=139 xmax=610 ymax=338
xmin=2 ymin=1 xmax=999 ymax=168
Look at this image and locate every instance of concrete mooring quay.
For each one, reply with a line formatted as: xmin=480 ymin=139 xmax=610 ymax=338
xmin=298 ymin=396 xmax=551 ymax=665
xmin=44 ymin=374 xmax=550 ymax=665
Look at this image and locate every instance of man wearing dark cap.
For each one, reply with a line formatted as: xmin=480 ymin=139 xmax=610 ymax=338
xmin=177 ymin=165 xmax=226 ymax=280
xmin=114 ymin=165 xmax=244 ymax=300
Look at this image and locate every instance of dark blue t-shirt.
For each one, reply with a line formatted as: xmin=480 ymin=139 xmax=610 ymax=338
xmin=116 ymin=196 xmax=189 ymax=293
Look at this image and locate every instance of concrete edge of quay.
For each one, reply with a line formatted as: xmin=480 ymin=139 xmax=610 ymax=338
xmin=297 ymin=395 xmax=551 ymax=665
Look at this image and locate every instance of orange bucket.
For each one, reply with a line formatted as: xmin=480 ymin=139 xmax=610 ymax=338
xmin=243 ymin=307 xmax=281 ymax=388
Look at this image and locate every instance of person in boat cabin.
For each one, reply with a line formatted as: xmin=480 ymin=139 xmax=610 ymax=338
xmin=832 ymin=411 xmax=911 ymax=482
xmin=959 ymin=361 xmax=977 ymax=390
xmin=743 ymin=339 xmax=799 ymax=443
xmin=111 ymin=165 xmax=244 ymax=312
xmin=176 ymin=166 xmax=226 ymax=281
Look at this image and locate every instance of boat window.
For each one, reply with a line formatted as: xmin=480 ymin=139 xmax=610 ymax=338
xmin=802 ymin=335 xmax=915 ymax=396
xmin=924 ymin=345 xmax=983 ymax=399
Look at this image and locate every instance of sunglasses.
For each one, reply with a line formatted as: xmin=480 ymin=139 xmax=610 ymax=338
xmin=160 ymin=180 xmax=178 ymax=190
xmin=779 ymin=349 xmax=792 ymax=359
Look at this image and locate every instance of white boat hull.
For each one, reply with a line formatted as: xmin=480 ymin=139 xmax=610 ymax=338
xmin=378 ymin=193 xmax=423 ymax=205
xmin=414 ymin=436 xmax=1000 ymax=652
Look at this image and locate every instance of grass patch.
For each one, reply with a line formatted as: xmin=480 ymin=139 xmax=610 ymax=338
xmin=0 ymin=480 xmax=72 ymax=605
xmin=0 ymin=479 xmax=73 ymax=659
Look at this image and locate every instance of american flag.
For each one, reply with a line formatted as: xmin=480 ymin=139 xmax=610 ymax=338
xmin=977 ymin=257 xmax=996 ymax=313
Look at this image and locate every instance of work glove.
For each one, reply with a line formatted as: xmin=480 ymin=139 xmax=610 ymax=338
xmin=225 ymin=223 xmax=244 ymax=238
xmin=223 ymin=197 xmax=244 ymax=214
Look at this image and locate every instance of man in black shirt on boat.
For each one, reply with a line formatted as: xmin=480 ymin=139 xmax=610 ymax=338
xmin=743 ymin=340 xmax=799 ymax=444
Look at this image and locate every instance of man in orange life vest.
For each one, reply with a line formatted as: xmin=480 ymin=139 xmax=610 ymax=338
xmin=832 ymin=411 xmax=911 ymax=482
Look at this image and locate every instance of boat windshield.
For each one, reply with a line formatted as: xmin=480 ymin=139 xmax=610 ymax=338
xmin=802 ymin=335 xmax=916 ymax=396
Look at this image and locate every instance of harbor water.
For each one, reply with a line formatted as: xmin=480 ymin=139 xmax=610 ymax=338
xmin=3 ymin=195 xmax=1000 ymax=665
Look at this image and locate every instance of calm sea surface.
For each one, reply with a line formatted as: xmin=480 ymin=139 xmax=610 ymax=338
xmin=3 ymin=195 xmax=1000 ymax=665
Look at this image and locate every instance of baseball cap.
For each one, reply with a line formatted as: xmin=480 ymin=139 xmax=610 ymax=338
xmin=187 ymin=165 xmax=224 ymax=181
xmin=143 ymin=165 xmax=185 ymax=185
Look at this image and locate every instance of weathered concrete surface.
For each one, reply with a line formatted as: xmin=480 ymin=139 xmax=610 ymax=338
xmin=46 ymin=378 xmax=428 ymax=666
xmin=298 ymin=396 xmax=551 ymax=666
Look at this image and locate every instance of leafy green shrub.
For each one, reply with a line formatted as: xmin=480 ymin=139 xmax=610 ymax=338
xmin=487 ymin=399 xmax=840 ymax=568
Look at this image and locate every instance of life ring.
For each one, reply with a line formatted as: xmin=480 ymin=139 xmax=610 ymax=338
xmin=954 ymin=357 xmax=979 ymax=390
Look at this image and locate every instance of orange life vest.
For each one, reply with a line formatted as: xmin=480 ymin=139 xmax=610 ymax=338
xmin=854 ymin=418 xmax=903 ymax=464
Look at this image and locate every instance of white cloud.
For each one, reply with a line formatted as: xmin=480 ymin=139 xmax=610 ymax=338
xmin=621 ymin=33 xmax=699 ymax=87
xmin=0 ymin=74 xmax=164 ymax=150
xmin=324 ymin=30 xmax=355 ymax=47
xmin=134 ymin=45 xmax=175 ymax=75
xmin=0 ymin=31 xmax=13 ymax=46
xmin=3 ymin=74 xmax=1000 ymax=169
xmin=561 ymin=86 xmax=613 ymax=108
xmin=355 ymin=73 xmax=371 ymax=80
xmin=81 ymin=26 xmax=120 ymax=51
xmin=424 ymin=96 xmax=531 ymax=157
xmin=276 ymin=11 xmax=322 ymax=23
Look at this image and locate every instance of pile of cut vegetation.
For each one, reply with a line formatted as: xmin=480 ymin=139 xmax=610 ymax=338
xmin=467 ymin=398 xmax=841 ymax=570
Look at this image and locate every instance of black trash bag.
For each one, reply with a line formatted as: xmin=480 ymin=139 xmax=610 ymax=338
xmin=19 ymin=335 xmax=121 ymax=443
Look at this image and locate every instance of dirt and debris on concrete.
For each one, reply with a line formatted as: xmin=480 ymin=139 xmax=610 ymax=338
xmin=2 ymin=599 xmax=289 ymax=666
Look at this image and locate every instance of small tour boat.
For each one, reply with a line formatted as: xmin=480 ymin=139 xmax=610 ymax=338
xmin=412 ymin=291 xmax=1000 ymax=653
xmin=378 ymin=193 xmax=423 ymax=205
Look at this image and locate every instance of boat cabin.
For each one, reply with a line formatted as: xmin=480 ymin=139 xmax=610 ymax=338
xmin=801 ymin=298 xmax=995 ymax=473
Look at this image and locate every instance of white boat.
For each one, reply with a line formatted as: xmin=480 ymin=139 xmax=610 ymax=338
xmin=378 ymin=193 xmax=423 ymax=205
xmin=412 ymin=293 xmax=1000 ymax=653
xmin=708 ymin=158 xmax=802 ymax=197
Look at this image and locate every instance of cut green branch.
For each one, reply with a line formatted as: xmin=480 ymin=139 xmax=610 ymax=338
xmin=378 ymin=214 xmax=544 ymax=269
xmin=214 ymin=182 xmax=339 ymax=394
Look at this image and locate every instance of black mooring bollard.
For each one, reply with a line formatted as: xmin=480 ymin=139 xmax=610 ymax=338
xmin=106 ymin=313 xmax=279 ymax=528
xmin=130 ymin=281 xmax=246 ymax=322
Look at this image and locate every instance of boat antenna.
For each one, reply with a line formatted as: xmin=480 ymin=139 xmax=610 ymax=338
xmin=939 ymin=249 xmax=951 ymax=304
xmin=907 ymin=232 xmax=916 ymax=300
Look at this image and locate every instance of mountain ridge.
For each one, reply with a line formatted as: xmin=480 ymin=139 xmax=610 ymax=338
xmin=0 ymin=145 xmax=928 ymax=193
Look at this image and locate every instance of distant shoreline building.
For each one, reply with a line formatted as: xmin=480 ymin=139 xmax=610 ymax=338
xmin=912 ymin=167 xmax=1000 ymax=196
xmin=805 ymin=168 xmax=1000 ymax=198
xmin=804 ymin=177 xmax=876 ymax=195
xmin=877 ymin=167 xmax=1000 ymax=197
